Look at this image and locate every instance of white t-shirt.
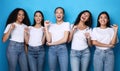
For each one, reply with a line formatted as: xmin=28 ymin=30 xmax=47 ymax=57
xmin=28 ymin=26 xmax=43 ymax=47
xmin=49 ymin=22 xmax=70 ymax=43
xmin=4 ymin=22 xmax=27 ymax=42
xmin=91 ymin=27 xmax=115 ymax=50
xmin=71 ymin=27 xmax=92 ymax=50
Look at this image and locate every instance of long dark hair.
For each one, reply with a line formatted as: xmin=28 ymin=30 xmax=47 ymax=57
xmin=6 ymin=8 xmax=30 ymax=27
xmin=74 ymin=10 xmax=92 ymax=27
xmin=32 ymin=10 xmax=44 ymax=27
xmin=97 ymin=11 xmax=110 ymax=27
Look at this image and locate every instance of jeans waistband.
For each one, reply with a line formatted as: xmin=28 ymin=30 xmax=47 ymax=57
xmin=50 ymin=43 xmax=66 ymax=47
xmin=10 ymin=40 xmax=24 ymax=44
xmin=96 ymin=48 xmax=112 ymax=53
xmin=29 ymin=45 xmax=43 ymax=48
xmin=71 ymin=48 xmax=89 ymax=53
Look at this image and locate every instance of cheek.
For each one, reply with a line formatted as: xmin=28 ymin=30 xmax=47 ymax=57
xmin=105 ymin=19 xmax=108 ymax=22
xmin=86 ymin=17 xmax=89 ymax=21
xmin=23 ymin=16 xmax=25 ymax=19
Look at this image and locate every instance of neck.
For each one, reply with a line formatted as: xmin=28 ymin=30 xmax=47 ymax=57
xmin=35 ymin=23 xmax=41 ymax=28
xmin=16 ymin=21 xmax=22 ymax=24
xmin=100 ymin=25 xmax=107 ymax=29
xmin=78 ymin=21 xmax=86 ymax=27
xmin=77 ymin=21 xmax=87 ymax=30
xmin=56 ymin=20 xmax=63 ymax=25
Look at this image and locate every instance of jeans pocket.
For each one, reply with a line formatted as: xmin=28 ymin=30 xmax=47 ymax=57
xmin=9 ymin=41 xmax=16 ymax=48
xmin=107 ymin=50 xmax=113 ymax=55
xmin=70 ymin=50 xmax=78 ymax=57
xmin=94 ymin=49 xmax=101 ymax=56
xmin=83 ymin=49 xmax=90 ymax=54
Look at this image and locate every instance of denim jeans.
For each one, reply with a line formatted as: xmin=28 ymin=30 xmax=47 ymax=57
xmin=7 ymin=40 xmax=28 ymax=71
xmin=94 ymin=48 xmax=114 ymax=71
xmin=48 ymin=44 xmax=68 ymax=71
xmin=70 ymin=48 xmax=90 ymax=71
xmin=27 ymin=45 xmax=45 ymax=71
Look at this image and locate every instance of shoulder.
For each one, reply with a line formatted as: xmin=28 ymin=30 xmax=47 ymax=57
xmin=107 ymin=27 xmax=114 ymax=32
xmin=6 ymin=24 xmax=11 ymax=27
xmin=22 ymin=24 xmax=27 ymax=27
xmin=92 ymin=27 xmax=99 ymax=31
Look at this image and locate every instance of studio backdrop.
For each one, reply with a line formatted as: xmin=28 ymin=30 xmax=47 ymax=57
xmin=0 ymin=0 xmax=120 ymax=71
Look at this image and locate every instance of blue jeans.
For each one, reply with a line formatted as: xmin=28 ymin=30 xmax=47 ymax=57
xmin=70 ymin=48 xmax=90 ymax=71
xmin=48 ymin=44 xmax=68 ymax=71
xmin=94 ymin=48 xmax=114 ymax=71
xmin=28 ymin=45 xmax=45 ymax=71
xmin=7 ymin=40 xmax=28 ymax=71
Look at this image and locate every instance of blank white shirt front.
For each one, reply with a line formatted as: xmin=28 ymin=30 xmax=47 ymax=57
xmin=91 ymin=27 xmax=114 ymax=50
xmin=4 ymin=22 xmax=27 ymax=42
xmin=49 ymin=22 xmax=70 ymax=43
xmin=28 ymin=26 xmax=43 ymax=47
xmin=71 ymin=27 xmax=92 ymax=50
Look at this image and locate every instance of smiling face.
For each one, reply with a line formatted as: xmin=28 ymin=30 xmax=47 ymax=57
xmin=34 ymin=12 xmax=43 ymax=24
xmin=99 ymin=14 xmax=108 ymax=27
xmin=80 ymin=12 xmax=90 ymax=22
xmin=55 ymin=8 xmax=64 ymax=22
xmin=16 ymin=10 xmax=25 ymax=23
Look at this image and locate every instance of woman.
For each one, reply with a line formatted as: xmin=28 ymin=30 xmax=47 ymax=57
xmin=68 ymin=10 xmax=92 ymax=71
xmin=2 ymin=8 xmax=30 ymax=71
xmin=44 ymin=7 xmax=70 ymax=71
xmin=92 ymin=11 xmax=118 ymax=71
xmin=24 ymin=10 xmax=45 ymax=71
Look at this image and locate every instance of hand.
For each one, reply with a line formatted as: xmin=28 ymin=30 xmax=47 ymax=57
xmin=43 ymin=27 xmax=48 ymax=32
xmin=112 ymin=24 xmax=118 ymax=32
xmin=72 ymin=25 xmax=77 ymax=32
xmin=72 ymin=26 xmax=78 ymax=32
xmin=24 ymin=27 xmax=29 ymax=34
xmin=44 ymin=20 xmax=50 ymax=28
xmin=108 ymin=44 xmax=114 ymax=48
xmin=85 ymin=32 xmax=91 ymax=39
xmin=10 ymin=23 xmax=15 ymax=31
xmin=46 ymin=42 xmax=53 ymax=46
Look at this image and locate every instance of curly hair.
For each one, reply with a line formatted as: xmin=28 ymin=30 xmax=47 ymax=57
xmin=6 ymin=8 xmax=30 ymax=27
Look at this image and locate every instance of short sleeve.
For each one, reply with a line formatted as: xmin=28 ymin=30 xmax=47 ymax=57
xmin=91 ymin=28 xmax=97 ymax=40
xmin=4 ymin=24 xmax=11 ymax=33
xmin=64 ymin=22 xmax=70 ymax=31
xmin=48 ymin=24 xmax=54 ymax=33
xmin=70 ymin=24 xmax=74 ymax=30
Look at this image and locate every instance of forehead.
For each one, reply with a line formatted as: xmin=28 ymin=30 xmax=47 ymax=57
xmin=56 ymin=8 xmax=63 ymax=12
xmin=35 ymin=12 xmax=42 ymax=15
xmin=18 ymin=10 xmax=24 ymax=14
xmin=83 ymin=12 xmax=90 ymax=15
xmin=100 ymin=14 xmax=107 ymax=17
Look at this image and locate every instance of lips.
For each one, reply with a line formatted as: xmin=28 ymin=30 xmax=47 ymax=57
xmin=57 ymin=16 xmax=61 ymax=19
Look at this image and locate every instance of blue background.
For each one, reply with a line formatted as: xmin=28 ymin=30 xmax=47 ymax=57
xmin=0 ymin=0 xmax=120 ymax=71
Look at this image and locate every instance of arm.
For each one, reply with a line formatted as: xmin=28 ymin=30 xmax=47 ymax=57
xmin=47 ymin=31 xmax=69 ymax=46
xmin=44 ymin=27 xmax=52 ymax=43
xmin=68 ymin=26 xmax=77 ymax=43
xmin=87 ymin=37 xmax=92 ymax=47
xmin=92 ymin=40 xmax=114 ymax=48
xmin=41 ymin=34 xmax=46 ymax=45
xmin=2 ymin=24 xmax=15 ymax=42
xmin=44 ymin=20 xmax=52 ymax=43
xmin=85 ymin=32 xmax=92 ymax=47
xmin=24 ymin=27 xmax=29 ymax=44
xmin=110 ymin=25 xmax=118 ymax=45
